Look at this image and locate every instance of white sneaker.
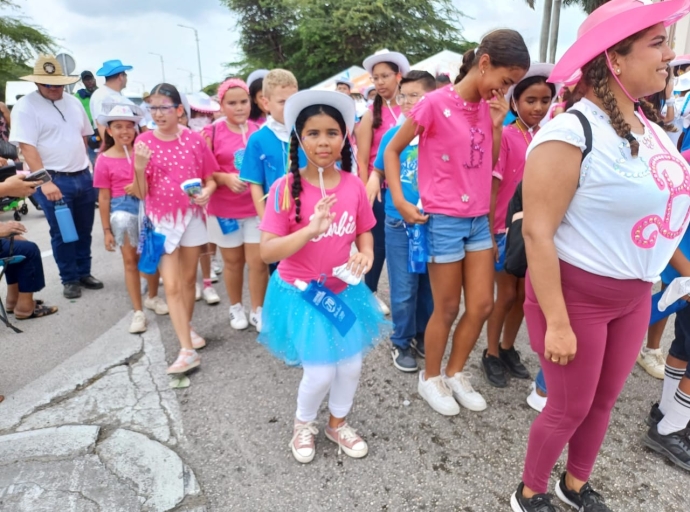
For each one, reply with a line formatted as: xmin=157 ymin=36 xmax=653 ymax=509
xmin=144 ymin=296 xmax=169 ymax=315
xmin=637 ymin=347 xmax=665 ymax=380
xmin=250 ymin=307 xmax=262 ymax=333
xmin=195 ymin=283 xmax=202 ymax=301
xmin=211 ymin=257 xmax=224 ymax=275
xmin=374 ymin=293 xmax=390 ymax=315
xmin=129 ymin=310 xmax=147 ymax=334
xmin=526 ymin=382 xmax=547 ymax=413
xmin=417 ymin=371 xmax=460 ymax=416
xmin=229 ymin=303 xmax=249 ymax=330
xmin=202 ymin=286 xmax=220 ymax=305
xmin=209 ymin=268 xmax=219 ymax=283
xmin=444 ymin=371 xmax=487 ymax=412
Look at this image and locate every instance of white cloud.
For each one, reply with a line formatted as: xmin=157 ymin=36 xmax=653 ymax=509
xmin=10 ymin=0 xmax=587 ymax=96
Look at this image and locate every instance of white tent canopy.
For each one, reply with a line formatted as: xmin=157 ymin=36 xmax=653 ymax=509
xmin=311 ymin=66 xmax=368 ymax=91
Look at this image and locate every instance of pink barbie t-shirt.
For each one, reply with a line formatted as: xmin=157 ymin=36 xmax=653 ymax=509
xmin=203 ymin=120 xmax=259 ymax=219
xmin=409 ymin=85 xmax=494 ymax=218
xmin=260 ymin=171 xmax=376 ymax=293
xmin=492 ymin=124 xmax=532 ymax=234
xmin=94 ymin=154 xmax=133 ymax=198
xmin=135 ymin=129 xmax=218 ymax=224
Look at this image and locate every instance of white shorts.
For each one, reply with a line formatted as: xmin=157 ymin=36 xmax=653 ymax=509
xmin=155 ymin=211 xmax=209 ymax=254
xmin=207 ymin=215 xmax=261 ymax=249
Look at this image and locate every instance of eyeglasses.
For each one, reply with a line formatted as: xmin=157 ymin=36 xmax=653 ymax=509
xmin=396 ymin=93 xmax=423 ymax=105
xmin=38 ymin=84 xmax=63 ymax=89
xmin=147 ymin=105 xmax=179 ymax=113
xmin=370 ymin=73 xmax=396 ymax=84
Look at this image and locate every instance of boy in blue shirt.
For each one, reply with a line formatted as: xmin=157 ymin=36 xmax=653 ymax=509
xmin=240 ymin=69 xmax=302 ymax=219
xmin=370 ymin=70 xmax=436 ymax=373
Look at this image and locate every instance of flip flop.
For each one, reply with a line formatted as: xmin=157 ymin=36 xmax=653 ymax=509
xmin=6 ymin=299 xmax=43 ymax=315
xmin=15 ymin=301 xmax=58 ymax=320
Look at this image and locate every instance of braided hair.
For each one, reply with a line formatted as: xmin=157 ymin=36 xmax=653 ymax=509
xmin=372 ymin=62 xmax=399 ymax=130
xmin=290 ymin=104 xmax=351 ymax=223
xmin=581 ymin=30 xmax=659 ymax=158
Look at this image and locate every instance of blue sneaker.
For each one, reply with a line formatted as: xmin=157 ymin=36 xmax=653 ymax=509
xmin=392 ymin=346 xmax=418 ymax=372
xmin=411 ymin=336 xmax=425 ymax=358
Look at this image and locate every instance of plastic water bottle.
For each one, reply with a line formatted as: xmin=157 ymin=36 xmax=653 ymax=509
xmin=406 ymin=200 xmax=428 ymax=274
xmin=54 ymin=201 xmax=78 ymax=243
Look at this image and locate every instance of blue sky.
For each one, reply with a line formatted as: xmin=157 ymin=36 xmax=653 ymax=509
xmin=9 ymin=0 xmax=587 ymax=96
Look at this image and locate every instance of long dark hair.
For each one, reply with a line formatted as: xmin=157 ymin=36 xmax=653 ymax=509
xmin=456 ymin=29 xmax=530 ymax=83
xmin=372 ymin=62 xmax=400 ymax=130
xmin=648 ymin=66 xmax=676 ymax=133
xmin=149 ymin=83 xmax=182 ymax=106
xmin=288 ymin=104 xmax=353 ymax=223
xmin=100 ymin=121 xmax=137 ymax=153
xmin=249 ymin=77 xmax=265 ymax=122
xmin=510 ymin=76 xmax=556 ymax=115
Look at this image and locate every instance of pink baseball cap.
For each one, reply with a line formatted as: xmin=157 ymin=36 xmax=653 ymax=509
xmin=549 ymin=0 xmax=690 ymax=84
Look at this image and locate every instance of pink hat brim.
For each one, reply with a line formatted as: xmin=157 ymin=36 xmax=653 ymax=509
xmin=550 ymin=0 xmax=690 ymax=84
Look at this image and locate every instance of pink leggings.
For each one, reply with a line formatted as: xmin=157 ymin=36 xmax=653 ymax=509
xmin=522 ymin=261 xmax=651 ymax=492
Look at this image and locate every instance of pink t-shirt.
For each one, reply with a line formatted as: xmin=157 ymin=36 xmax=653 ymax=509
xmin=260 ymin=171 xmax=376 ymax=293
xmin=368 ymin=101 xmax=401 ymax=171
xmin=136 ymin=129 xmax=218 ymax=223
xmin=409 ymin=85 xmax=493 ymax=218
xmin=492 ymin=124 xmax=532 ymax=234
xmin=203 ymin=120 xmax=259 ymax=219
xmin=93 ymin=154 xmax=133 ymax=198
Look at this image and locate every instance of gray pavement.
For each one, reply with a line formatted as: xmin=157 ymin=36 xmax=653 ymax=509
xmin=1 ymin=202 xmax=689 ymax=511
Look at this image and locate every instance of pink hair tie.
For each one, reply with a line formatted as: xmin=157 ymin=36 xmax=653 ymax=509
xmin=218 ymin=78 xmax=249 ymax=103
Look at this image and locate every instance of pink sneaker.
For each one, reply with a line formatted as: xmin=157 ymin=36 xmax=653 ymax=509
xmin=325 ymin=422 xmax=368 ymax=458
xmin=190 ymin=329 xmax=206 ymax=349
xmin=290 ymin=420 xmax=318 ymax=463
xmin=166 ymin=349 xmax=200 ymax=374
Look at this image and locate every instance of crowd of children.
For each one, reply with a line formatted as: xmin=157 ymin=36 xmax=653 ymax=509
xmin=89 ymin=1 xmax=690 ymax=510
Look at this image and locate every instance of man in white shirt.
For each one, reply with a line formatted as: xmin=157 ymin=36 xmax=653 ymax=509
xmin=89 ymin=59 xmax=142 ymax=140
xmin=10 ymin=55 xmax=103 ymax=299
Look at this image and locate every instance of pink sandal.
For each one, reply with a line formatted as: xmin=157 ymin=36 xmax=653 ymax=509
xmin=166 ymin=349 xmax=200 ymax=374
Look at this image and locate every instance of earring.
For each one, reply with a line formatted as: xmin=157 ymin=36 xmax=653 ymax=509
xmin=481 ymin=69 xmax=485 ymax=75
xmin=616 ymin=69 xmax=621 ymax=75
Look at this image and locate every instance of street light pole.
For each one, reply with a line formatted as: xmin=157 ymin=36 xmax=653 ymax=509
xmin=178 ymin=68 xmax=195 ymax=93
xmin=178 ymin=24 xmax=203 ymax=89
xmin=149 ymin=52 xmax=165 ymax=82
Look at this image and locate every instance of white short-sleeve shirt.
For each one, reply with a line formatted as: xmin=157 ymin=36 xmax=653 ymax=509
xmin=527 ymin=98 xmax=690 ymax=282
xmin=10 ymin=90 xmax=92 ymax=173
xmin=89 ymin=85 xmax=144 ymax=130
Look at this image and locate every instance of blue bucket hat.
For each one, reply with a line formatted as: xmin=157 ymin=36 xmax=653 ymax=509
xmin=96 ymin=59 xmax=133 ymax=78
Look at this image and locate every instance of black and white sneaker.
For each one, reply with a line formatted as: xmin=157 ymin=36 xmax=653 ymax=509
xmin=391 ymin=346 xmax=418 ymax=372
xmin=645 ymin=402 xmax=664 ymax=427
xmin=555 ymin=473 xmax=612 ymax=511
xmin=511 ymin=482 xmax=562 ymax=511
xmin=500 ymin=345 xmax=531 ymax=379
xmin=411 ymin=336 xmax=425 ymax=359
xmin=643 ymin=424 xmax=690 ymax=472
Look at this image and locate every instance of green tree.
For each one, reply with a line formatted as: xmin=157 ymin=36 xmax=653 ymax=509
xmin=0 ymin=0 xmax=55 ymax=100
xmin=222 ymin=0 xmax=473 ymax=88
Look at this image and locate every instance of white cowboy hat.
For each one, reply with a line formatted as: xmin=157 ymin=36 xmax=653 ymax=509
xmin=506 ymin=63 xmax=562 ymax=103
xmin=675 ymin=73 xmax=690 ymax=93
xmin=363 ymin=50 xmax=410 ymax=76
xmin=97 ymin=103 xmax=145 ymax=125
xmin=20 ymin=55 xmax=79 ymax=86
xmin=284 ymin=90 xmax=356 ymax=135
xmin=247 ymin=69 xmax=269 ymax=88
xmin=187 ymin=92 xmax=220 ymax=114
xmin=335 ymin=78 xmax=355 ymax=90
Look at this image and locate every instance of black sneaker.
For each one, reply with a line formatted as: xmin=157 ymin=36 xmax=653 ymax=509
xmin=411 ymin=335 xmax=425 ymax=359
xmin=79 ymin=275 xmax=104 ymax=290
xmin=63 ymin=282 xmax=82 ymax=299
xmin=645 ymin=402 xmax=664 ymax=427
xmin=391 ymin=346 xmax=418 ymax=372
xmin=643 ymin=424 xmax=690 ymax=472
xmin=511 ymin=482 xmax=562 ymax=511
xmin=500 ymin=345 xmax=531 ymax=379
xmin=555 ymin=473 xmax=611 ymax=511
xmin=482 ymin=349 xmax=508 ymax=388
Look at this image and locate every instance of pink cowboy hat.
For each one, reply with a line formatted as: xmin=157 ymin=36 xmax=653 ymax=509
xmin=671 ymin=54 xmax=690 ymax=67
xmin=549 ymin=0 xmax=690 ymax=84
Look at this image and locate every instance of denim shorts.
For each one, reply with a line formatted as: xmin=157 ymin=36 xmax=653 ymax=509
xmin=426 ymin=214 xmax=493 ymax=264
xmin=494 ymin=233 xmax=507 ymax=272
xmin=110 ymin=195 xmax=140 ymax=216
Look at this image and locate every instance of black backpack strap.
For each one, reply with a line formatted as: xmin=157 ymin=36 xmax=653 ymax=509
xmin=568 ymin=110 xmax=592 ymax=163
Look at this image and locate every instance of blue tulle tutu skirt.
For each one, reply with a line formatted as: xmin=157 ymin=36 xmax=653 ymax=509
xmin=259 ymin=272 xmax=392 ymax=366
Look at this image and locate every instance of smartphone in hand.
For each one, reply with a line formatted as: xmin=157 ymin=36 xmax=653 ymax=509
xmin=24 ymin=169 xmax=52 ymax=186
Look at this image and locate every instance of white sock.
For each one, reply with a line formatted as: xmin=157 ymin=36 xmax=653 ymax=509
xmin=659 ymin=364 xmax=684 ymax=415
xmin=658 ymin=387 xmax=690 ymax=436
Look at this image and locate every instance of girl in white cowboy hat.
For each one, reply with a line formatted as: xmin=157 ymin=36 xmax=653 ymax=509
xmin=258 ymin=90 xmax=391 ymax=464
xmin=93 ymin=103 xmax=169 ymax=334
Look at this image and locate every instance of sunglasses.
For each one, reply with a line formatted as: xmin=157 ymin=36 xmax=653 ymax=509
xmin=38 ymin=84 xmax=64 ymax=89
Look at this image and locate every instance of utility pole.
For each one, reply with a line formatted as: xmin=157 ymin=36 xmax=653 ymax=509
xmin=149 ymin=52 xmax=165 ymax=82
xmin=178 ymin=68 xmax=195 ymax=93
xmin=178 ymin=24 xmax=203 ymax=90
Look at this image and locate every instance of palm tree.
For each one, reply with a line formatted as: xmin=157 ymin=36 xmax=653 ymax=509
xmin=526 ymin=0 xmax=609 ymax=63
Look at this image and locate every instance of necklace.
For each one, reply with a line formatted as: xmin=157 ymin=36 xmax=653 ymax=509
xmin=515 ymin=120 xmax=534 ymax=146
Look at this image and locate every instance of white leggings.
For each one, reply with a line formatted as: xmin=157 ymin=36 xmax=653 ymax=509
xmin=296 ymin=354 xmax=363 ymax=422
